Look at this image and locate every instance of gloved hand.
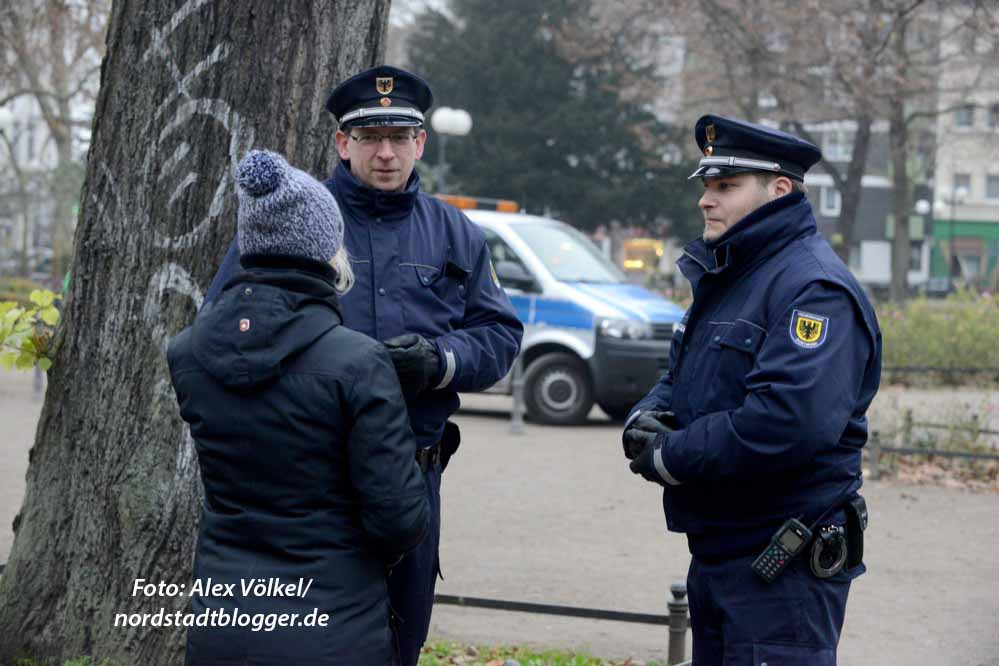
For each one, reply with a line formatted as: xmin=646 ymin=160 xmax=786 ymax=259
xmin=629 ymin=435 xmax=682 ymax=486
xmin=622 ymin=410 xmax=676 ymax=460
xmin=383 ymin=334 xmax=441 ymax=400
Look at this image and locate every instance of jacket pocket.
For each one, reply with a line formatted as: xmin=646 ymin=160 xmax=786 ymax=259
xmin=400 ymin=250 xmax=470 ymax=334
xmin=700 ymin=319 xmax=766 ymax=411
xmin=752 ymin=641 xmax=835 ymax=665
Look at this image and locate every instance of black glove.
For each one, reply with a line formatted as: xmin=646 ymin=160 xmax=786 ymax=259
xmin=622 ymin=410 xmax=676 ymax=460
xmin=629 ymin=437 xmax=672 ymax=485
xmin=383 ymin=334 xmax=441 ymax=400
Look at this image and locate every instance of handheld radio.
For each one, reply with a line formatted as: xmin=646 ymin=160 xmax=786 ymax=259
xmin=750 ymin=518 xmax=812 ymax=583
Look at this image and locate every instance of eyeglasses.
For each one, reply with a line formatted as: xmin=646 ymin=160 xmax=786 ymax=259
xmin=349 ymin=132 xmax=417 ymax=147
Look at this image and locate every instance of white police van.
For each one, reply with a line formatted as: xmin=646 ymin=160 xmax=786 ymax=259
xmin=447 ymin=197 xmax=684 ymax=425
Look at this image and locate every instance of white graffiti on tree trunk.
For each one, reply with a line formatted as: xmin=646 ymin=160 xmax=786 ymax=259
xmin=90 ymin=0 xmax=256 ymax=496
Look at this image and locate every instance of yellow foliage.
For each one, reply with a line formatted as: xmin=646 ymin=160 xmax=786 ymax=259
xmin=0 ymin=289 xmax=61 ymax=372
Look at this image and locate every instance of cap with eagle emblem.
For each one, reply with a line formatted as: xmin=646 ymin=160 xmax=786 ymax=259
xmin=326 ymin=65 xmax=434 ymax=129
xmin=689 ymin=114 xmax=822 ymax=182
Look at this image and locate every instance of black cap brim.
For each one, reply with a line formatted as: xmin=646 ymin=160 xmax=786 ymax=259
xmin=341 ymin=116 xmax=423 ymax=129
xmin=688 ymin=165 xmax=761 ymax=180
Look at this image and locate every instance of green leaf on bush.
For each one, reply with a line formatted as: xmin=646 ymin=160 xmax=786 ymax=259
xmin=0 ymin=351 xmax=16 ymax=370
xmin=19 ymin=337 xmax=36 ymax=353
xmin=40 ymin=306 xmax=60 ymax=326
xmin=15 ymin=352 xmax=34 ymax=370
xmin=0 ymin=302 xmax=17 ymax=316
xmin=38 ymin=357 xmax=52 ymax=371
xmin=29 ymin=289 xmax=55 ymax=307
xmin=3 ymin=307 xmax=24 ymax=325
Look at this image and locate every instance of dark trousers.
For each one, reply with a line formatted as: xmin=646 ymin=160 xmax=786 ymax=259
xmin=686 ymin=554 xmax=864 ymax=665
xmin=389 ymin=465 xmax=442 ymax=666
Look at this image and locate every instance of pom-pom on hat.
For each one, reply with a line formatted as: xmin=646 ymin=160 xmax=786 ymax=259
xmin=236 ymin=150 xmax=344 ymax=263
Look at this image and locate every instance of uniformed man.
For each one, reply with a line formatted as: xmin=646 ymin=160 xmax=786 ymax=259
xmin=622 ymin=115 xmax=881 ymax=665
xmin=205 ymin=65 xmax=523 ymax=666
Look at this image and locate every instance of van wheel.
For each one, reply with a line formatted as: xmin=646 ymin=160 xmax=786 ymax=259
xmin=523 ymin=353 xmax=593 ymax=425
xmin=598 ymin=402 xmax=634 ymax=422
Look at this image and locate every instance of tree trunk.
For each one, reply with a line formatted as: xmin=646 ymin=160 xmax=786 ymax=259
xmin=889 ymin=106 xmax=910 ymax=302
xmin=835 ymin=114 xmax=873 ymax=262
xmin=889 ymin=22 xmax=911 ymax=303
xmin=0 ymin=2 xmax=389 ymax=664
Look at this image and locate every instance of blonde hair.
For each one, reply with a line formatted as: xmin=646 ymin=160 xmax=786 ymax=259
xmin=329 ymin=246 xmax=354 ymax=294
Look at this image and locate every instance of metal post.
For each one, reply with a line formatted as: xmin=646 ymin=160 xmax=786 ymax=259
xmin=902 ymin=409 xmax=913 ymax=446
xmin=437 ymin=133 xmax=448 ymax=194
xmin=869 ymin=430 xmax=881 ymax=480
xmin=667 ymin=580 xmax=689 ymax=665
xmin=509 ymin=354 xmax=525 ymax=435
xmin=33 ymin=365 xmax=44 ymax=400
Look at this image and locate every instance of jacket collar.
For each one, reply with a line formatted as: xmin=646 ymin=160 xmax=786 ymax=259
xmin=192 ymin=254 xmax=342 ymax=389
xmin=225 ymin=253 xmax=342 ymax=317
xmin=329 ymin=161 xmax=419 ymax=221
xmin=679 ymin=192 xmax=815 ymax=284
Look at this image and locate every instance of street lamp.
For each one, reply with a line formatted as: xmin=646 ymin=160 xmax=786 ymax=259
xmin=936 ymin=184 xmax=969 ymax=284
xmin=430 ymin=107 xmax=472 ymax=194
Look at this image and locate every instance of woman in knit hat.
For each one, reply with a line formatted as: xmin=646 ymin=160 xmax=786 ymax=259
xmin=168 ymin=150 xmax=429 ymax=666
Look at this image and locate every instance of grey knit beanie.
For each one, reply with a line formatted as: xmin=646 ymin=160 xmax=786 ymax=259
xmin=236 ymin=150 xmax=344 ymax=263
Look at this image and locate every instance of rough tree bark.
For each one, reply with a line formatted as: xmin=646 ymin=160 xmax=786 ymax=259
xmin=0 ymin=1 xmax=389 ymax=664
xmin=889 ymin=19 xmax=911 ymax=303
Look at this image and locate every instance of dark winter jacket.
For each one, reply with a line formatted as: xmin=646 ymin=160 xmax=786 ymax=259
xmin=168 ymin=254 xmax=429 ymax=666
xmin=629 ymin=192 xmax=882 ymax=561
xmin=207 ymin=163 xmax=524 ymax=448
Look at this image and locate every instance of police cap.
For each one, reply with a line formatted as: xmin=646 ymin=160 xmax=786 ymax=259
xmin=688 ymin=115 xmax=821 ymax=182
xmin=326 ymin=65 xmax=434 ymax=129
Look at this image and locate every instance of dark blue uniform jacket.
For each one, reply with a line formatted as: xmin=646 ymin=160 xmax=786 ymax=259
xmin=207 ymin=163 xmax=523 ymax=447
xmin=629 ymin=192 xmax=882 ymax=560
xmin=169 ymin=256 xmax=429 ymax=666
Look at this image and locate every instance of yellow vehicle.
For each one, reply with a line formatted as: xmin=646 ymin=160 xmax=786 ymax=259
xmin=621 ymin=238 xmax=664 ymax=273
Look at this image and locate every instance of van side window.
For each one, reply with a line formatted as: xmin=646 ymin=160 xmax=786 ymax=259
xmin=483 ymin=229 xmax=528 ymax=273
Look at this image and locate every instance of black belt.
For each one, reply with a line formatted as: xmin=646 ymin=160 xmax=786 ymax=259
xmin=415 ymin=442 xmax=441 ymax=473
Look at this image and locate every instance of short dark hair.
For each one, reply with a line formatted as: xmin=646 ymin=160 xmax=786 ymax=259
xmin=754 ymin=172 xmax=808 ymax=194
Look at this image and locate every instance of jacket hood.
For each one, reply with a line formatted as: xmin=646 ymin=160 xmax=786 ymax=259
xmin=191 ymin=255 xmax=342 ymax=389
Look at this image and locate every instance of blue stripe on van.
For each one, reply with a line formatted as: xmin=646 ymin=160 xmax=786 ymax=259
xmin=568 ymin=283 xmax=684 ymax=322
xmin=508 ymin=294 xmax=532 ymax=323
xmin=532 ymin=298 xmax=593 ymax=330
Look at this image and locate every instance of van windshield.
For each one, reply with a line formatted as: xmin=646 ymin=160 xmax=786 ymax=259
xmin=512 ymin=223 xmax=626 ymax=284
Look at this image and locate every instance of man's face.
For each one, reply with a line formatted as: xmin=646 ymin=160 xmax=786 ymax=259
xmin=335 ymin=125 xmax=426 ymax=192
xmin=697 ymin=173 xmax=790 ymax=242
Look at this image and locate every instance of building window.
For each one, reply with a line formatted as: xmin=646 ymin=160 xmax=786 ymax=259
xmin=986 ymin=174 xmax=999 ymax=200
xmin=820 ymin=185 xmax=842 ymax=216
xmin=952 ymin=173 xmax=972 ymax=199
xmin=954 ymin=105 xmax=975 ymax=128
xmin=909 ymin=240 xmax=923 ymax=271
xmin=823 ymin=130 xmax=853 ymax=161
xmin=847 ymin=245 xmax=860 ymax=271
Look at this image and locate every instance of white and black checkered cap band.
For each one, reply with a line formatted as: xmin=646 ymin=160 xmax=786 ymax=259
xmin=688 ymin=156 xmax=782 ymax=179
xmin=338 ymin=106 xmax=425 ymax=126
